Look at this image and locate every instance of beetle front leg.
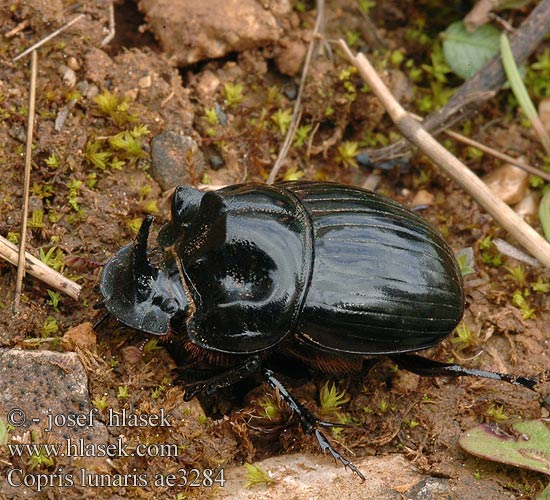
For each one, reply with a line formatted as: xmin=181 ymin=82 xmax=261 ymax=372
xmin=182 ymin=355 xmax=261 ymax=401
xmin=262 ymin=367 xmax=365 ymax=481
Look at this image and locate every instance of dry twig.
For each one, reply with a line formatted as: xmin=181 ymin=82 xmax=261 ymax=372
xmin=409 ymin=114 xmax=550 ymax=182
xmin=14 ymin=50 xmax=38 ymax=312
xmin=266 ymin=0 xmax=325 ymax=184
xmin=366 ymin=0 xmax=550 ymax=162
xmin=339 ymin=39 xmax=550 ymax=269
xmin=1 ymin=235 xmax=81 ymax=301
xmin=12 ymin=14 xmax=84 ymax=62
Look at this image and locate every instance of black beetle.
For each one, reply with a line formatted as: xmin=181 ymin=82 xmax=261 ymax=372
xmin=99 ymin=181 xmax=538 ymax=479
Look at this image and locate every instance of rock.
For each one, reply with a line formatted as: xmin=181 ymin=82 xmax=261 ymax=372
xmin=61 ymin=322 xmax=96 ymax=351
xmin=482 ymin=163 xmax=529 ymax=205
xmin=58 ymin=64 xmax=76 ymax=87
xmin=275 ymin=37 xmax=307 ymax=76
xmin=195 ymin=70 xmax=221 ymax=101
xmin=514 ymin=191 xmax=539 ymax=219
xmin=214 ymin=453 xmax=516 ymax=500
xmin=139 ymin=0 xmax=290 ymax=66
xmin=138 ymin=74 xmax=152 ymax=89
xmin=66 ymin=56 xmax=80 ymax=71
xmin=150 ymin=131 xmax=206 ymax=190
xmin=0 ymin=348 xmax=105 ymax=432
xmin=84 ymin=48 xmax=116 ymax=86
xmin=411 ymin=189 xmax=434 ymax=207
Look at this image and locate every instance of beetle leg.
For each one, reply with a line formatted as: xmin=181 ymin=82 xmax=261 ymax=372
xmin=390 ymin=354 xmax=538 ymax=391
xmin=183 ymin=355 xmax=261 ymax=401
xmin=262 ymin=367 xmax=365 ymax=481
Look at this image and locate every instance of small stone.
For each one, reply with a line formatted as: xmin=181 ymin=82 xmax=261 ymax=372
xmin=195 ymin=70 xmax=221 ymax=100
xmin=539 ymin=97 xmax=550 ymax=133
xmin=66 ymin=56 xmax=80 ymax=71
xmin=61 ymin=322 xmax=96 ymax=351
xmin=482 ymin=163 xmax=529 ymax=204
xmin=63 ymin=66 xmax=76 ymax=87
xmin=151 ymin=130 xmax=207 ymax=190
xmin=514 ymin=191 xmax=539 ymax=219
xmin=412 ymin=189 xmax=434 ymax=207
xmin=139 ymin=0 xmax=286 ymax=66
xmin=138 ymin=74 xmax=152 ymax=89
xmin=209 ymin=154 xmax=225 ymax=170
xmin=275 ymin=38 xmax=306 ymax=76
xmin=86 ymin=84 xmax=99 ymax=99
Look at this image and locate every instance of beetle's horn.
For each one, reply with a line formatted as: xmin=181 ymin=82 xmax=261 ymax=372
xmin=133 ymin=215 xmax=154 ymax=269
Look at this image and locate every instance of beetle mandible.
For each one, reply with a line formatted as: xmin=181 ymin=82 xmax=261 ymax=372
xmin=99 ymin=181 xmax=538 ymax=480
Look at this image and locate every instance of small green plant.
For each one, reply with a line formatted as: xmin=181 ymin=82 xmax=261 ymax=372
xmin=67 ymin=178 xmax=83 ymax=213
xmin=204 ymin=107 xmax=219 ymax=126
xmin=335 ymin=141 xmax=359 ymax=168
xmin=31 ymin=182 xmax=54 ymax=200
xmin=45 ymin=153 xmax=60 ymax=169
xmin=7 ymin=232 xmax=19 ymax=244
xmin=505 ymin=264 xmax=527 ymax=287
xmin=42 ymin=317 xmax=59 ymax=337
xmin=117 ymin=386 xmax=129 ymax=399
xmin=151 ymin=384 xmax=166 ymax=400
xmin=47 ymin=290 xmax=61 ymax=311
xmin=486 ymin=404 xmax=508 ymax=423
xmin=223 ymin=82 xmax=244 ymax=107
xmin=127 ymin=218 xmax=143 ymax=235
xmin=39 ymin=247 xmax=65 ymax=272
xmin=319 ymin=381 xmax=350 ymax=415
xmin=84 ymin=140 xmax=112 ymax=170
xmin=451 ymin=323 xmax=477 ymax=350
xmin=345 ymin=30 xmax=361 ymax=48
xmin=260 ymin=396 xmax=281 ymax=421
xmin=282 ymin=165 xmax=304 ymax=182
xmin=92 ymin=395 xmax=108 ymax=411
xmin=526 ymin=48 xmax=550 ymax=97
xmin=143 ymin=337 xmax=161 ymax=353
xmin=478 ymin=236 xmax=502 ymax=267
xmin=358 ymin=0 xmax=376 ymax=15
xmin=28 ymin=209 xmax=45 ymax=229
xmin=405 ymin=418 xmax=420 ymax=429
xmin=531 ymin=276 xmax=550 ymax=293
xmin=109 ymin=129 xmax=148 ymax=163
xmin=378 ymin=400 xmax=390 ymax=413
xmin=27 ymin=449 xmax=54 ymax=470
xmin=93 ymin=90 xmax=136 ymax=127
xmin=244 ymin=463 xmax=274 ymax=488
xmin=271 ymin=108 xmax=293 ymax=135
xmin=293 ymin=123 xmax=313 ymax=147
xmin=512 ymin=290 xmax=536 ymax=320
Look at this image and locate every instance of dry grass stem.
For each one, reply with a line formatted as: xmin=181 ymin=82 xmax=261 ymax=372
xmin=339 ymin=39 xmax=550 ymax=269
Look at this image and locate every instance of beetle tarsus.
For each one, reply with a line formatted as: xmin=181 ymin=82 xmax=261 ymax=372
xmin=262 ymin=367 xmax=364 ymax=480
xmin=314 ymin=429 xmax=366 ymax=482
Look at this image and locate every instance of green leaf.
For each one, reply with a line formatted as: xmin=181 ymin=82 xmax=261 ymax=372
xmin=442 ymin=21 xmax=500 ymax=80
xmin=459 ymin=420 xmax=550 ymax=475
xmin=540 ymin=190 xmax=550 ymax=241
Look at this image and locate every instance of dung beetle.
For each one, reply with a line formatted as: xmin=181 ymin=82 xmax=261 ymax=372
xmin=99 ymin=181 xmax=538 ymax=480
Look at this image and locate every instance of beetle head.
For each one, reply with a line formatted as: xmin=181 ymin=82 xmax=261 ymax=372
xmin=100 ymin=216 xmax=189 ymax=335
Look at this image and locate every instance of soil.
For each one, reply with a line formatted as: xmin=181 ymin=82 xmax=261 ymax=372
xmin=1 ymin=1 xmax=550 ymax=499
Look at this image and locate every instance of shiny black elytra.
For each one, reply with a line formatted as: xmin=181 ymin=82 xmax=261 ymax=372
xmin=99 ymin=181 xmax=537 ymax=480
